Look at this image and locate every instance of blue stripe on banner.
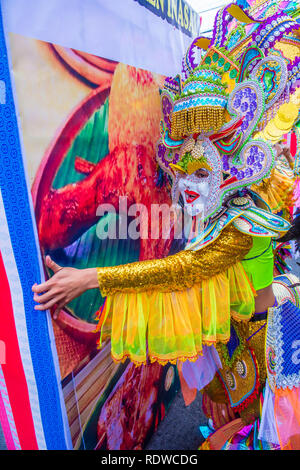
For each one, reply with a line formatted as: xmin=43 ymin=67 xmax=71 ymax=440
xmin=0 ymin=2 xmax=69 ymax=450
xmin=0 ymin=420 xmax=7 ymax=450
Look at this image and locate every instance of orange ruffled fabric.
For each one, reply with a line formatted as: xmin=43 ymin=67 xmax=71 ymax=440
xmin=274 ymin=386 xmax=300 ymax=450
xmin=95 ymin=262 xmax=255 ymax=366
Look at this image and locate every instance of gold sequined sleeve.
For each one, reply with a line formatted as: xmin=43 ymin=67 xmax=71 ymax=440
xmin=97 ymin=224 xmax=253 ymax=296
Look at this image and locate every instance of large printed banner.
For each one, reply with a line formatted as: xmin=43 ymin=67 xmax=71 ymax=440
xmin=0 ymin=0 xmax=200 ymax=450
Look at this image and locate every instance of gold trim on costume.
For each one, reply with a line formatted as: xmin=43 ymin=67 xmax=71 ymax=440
xmin=97 ymin=225 xmax=253 ymax=296
xmin=170 ymin=106 xmax=225 ymax=141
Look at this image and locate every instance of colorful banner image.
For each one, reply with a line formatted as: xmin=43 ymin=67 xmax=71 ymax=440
xmin=133 ymin=0 xmax=200 ymax=37
xmin=5 ymin=0 xmax=300 ymax=453
xmin=8 ymin=32 xmax=181 ymax=450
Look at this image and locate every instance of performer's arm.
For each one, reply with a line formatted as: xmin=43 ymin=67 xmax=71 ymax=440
xmin=97 ymin=224 xmax=252 ymax=295
xmin=32 ymin=224 xmax=252 ymax=313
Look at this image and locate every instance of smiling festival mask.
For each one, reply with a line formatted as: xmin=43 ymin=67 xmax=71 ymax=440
xmin=178 ymin=171 xmax=211 ymax=217
xmin=172 ymin=136 xmax=214 ymax=217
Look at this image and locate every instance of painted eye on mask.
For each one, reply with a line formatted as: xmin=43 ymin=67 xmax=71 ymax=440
xmin=193 ymin=169 xmax=210 ymax=179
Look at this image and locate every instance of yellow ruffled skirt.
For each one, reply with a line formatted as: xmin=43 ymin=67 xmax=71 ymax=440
xmin=95 ymin=262 xmax=255 ymax=366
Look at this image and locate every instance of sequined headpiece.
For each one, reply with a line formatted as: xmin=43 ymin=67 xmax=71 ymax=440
xmin=170 ymin=67 xmax=228 ymax=140
xmin=156 ymin=1 xmax=300 ymax=220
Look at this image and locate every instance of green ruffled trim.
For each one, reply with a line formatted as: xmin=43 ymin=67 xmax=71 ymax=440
xmin=184 ymin=75 xmax=227 ymax=88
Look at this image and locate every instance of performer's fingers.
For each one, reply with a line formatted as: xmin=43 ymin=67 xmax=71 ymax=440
xmin=45 ymin=255 xmax=63 ymax=274
xmin=53 ymin=302 xmax=65 ymax=320
xmin=33 ymin=290 xmax=63 ymax=304
xmin=34 ymin=297 xmax=59 ymax=311
xmin=32 ymin=281 xmax=51 ymax=294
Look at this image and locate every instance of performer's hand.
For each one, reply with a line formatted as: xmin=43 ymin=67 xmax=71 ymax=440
xmin=32 ymin=256 xmax=98 ymax=318
xmin=275 ymin=143 xmax=293 ymax=168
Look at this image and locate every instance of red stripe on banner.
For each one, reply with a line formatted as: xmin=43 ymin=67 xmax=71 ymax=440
xmin=0 ymin=250 xmax=38 ymax=450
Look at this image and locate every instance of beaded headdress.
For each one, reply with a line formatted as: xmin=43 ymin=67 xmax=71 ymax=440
xmin=169 ymin=67 xmax=228 ymax=140
xmin=156 ymin=1 xmax=300 ymax=221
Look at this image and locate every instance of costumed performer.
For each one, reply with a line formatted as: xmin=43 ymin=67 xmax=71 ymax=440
xmin=33 ymin=0 xmax=300 ymax=450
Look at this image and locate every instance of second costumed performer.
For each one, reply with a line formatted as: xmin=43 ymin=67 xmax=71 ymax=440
xmin=33 ymin=2 xmax=300 ymax=450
